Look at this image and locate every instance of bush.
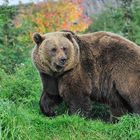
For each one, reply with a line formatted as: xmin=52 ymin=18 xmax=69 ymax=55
xmin=0 ymin=60 xmax=41 ymax=105
xmin=87 ymin=0 xmax=140 ymax=45
xmin=0 ymin=5 xmax=32 ymax=74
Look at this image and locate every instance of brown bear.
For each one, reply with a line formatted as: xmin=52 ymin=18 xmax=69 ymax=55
xmin=32 ymin=30 xmax=140 ymax=120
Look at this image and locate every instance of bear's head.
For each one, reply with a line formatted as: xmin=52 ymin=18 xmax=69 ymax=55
xmin=32 ymin=31 xmax=80 ymax=76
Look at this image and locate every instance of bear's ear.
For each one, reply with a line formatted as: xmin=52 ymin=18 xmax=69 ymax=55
xmin=64 ymin=32 xmax=73 ymax=41
xmin=62 ymin=30 xmax=80 ymax=51
xmin=62 ymin=30 xmax=76 ymax=42
xmin=33 ymin=33 xmax=44 ymax=45
xmin=61 ymin=30 xmax=75 ymax=35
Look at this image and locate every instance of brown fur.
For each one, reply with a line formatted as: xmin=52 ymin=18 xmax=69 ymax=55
xmin=32 ymin=31 xmax=140 ymax=120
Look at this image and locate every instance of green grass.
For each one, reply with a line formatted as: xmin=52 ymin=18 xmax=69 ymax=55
xmin=0 ymin=61 xmax=140 ymax=140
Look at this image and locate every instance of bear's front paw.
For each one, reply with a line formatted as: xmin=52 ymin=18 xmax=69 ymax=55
xmin=41 ymin=110 xmax=56 ymax=117
xmin=46 ymin=111 xmax=56 ymax=117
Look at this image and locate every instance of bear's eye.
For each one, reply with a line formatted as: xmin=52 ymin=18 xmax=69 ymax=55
xmin=63 ymin=47 xmax=67 ymax=52
xmin=51 ymin=48 xmax=57 ymax=53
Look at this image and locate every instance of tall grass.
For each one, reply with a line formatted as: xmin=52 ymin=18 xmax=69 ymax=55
xmin=0 ymin=60 xmax=140 ymax=140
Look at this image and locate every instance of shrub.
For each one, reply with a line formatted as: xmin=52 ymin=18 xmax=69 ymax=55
xmin=87 ymin=0 xmax=140 ymax=45
xmin=0 ymin=4 xmax=32 ymax=74
xmin=16 ymin=0 xmax=91 ymax=33
xmin=0 ymin=60 xmax=41 ymax=105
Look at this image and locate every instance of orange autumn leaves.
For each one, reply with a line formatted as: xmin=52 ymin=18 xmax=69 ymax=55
xmin=19 ymin=0 xmax=91 ymax=33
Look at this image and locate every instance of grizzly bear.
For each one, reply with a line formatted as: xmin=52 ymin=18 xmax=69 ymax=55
xmin=32 ymin=30 xmax=140 ymax=120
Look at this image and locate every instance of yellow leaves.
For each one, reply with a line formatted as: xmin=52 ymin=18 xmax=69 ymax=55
xmin=17 ymin=0 xmax=92 ymax=33
xmin=15 ymin=23 xmax=22 ymax=29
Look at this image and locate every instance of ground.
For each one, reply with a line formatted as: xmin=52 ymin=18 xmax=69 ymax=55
xmin=0 ymin=61 xmax=140 ymax=140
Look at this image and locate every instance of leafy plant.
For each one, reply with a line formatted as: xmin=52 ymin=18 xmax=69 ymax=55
xmin=16 ymin=0 xmax=91 ymax=33
xmin=0 ymin=60 xmax=40 ymax=105
xmin=0 ymin=3 xmax=32 ymax=74
xmin=87 ymin=0 xmax=140 ymax=45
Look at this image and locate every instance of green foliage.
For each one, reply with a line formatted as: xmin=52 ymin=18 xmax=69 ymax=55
xmin=0 ymin=4 xmax=32 ymax=74
xmin=0 ymin=61 xmax=140 ymax=140
xmin=1 ymin=98 xmax=140 ymax=140
xmin=87 ymin=0 xmax=140 ymax=45
xmin=0 ymin=61 xmax=40 ymax=105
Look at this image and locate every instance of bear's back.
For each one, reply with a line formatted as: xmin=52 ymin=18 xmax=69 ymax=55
xmin=78 ymin=31 xmax=140 ymax=74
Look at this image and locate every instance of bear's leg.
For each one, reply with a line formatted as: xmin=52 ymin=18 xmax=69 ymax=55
xmin=110 ymin=106 xmax=129 ymax=123
xmin=109 ymin=92 xmax=133 ymax=122
xmin=130 ymin=101 xmax=140 ymax=115
xmin=39 ymin=72 xmax=62 ymax=117
xmin=115 ymin=72 xmax=140 ymax=116
xmin=129 ymin=89 xmax=140 ymax=115
xmin=68 ymin=94 xmax=92 ymax=118
xmin=40 ymin=92 xmax=62 ymax=117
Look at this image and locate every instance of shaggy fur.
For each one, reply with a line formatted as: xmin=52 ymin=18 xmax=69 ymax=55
xmin=32 ymin=31 xmax=140 ymax=120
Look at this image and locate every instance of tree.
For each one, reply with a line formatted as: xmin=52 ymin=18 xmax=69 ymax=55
xmin=0 ymin=1 xmax=31 ymax=73
xmin=16 ymin=0 xmax=92 ymax=33
xmin=120 ymin=0 xmax=134 ymax=40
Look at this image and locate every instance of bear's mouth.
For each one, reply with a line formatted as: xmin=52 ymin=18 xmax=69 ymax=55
xmin=54 ymin=63 xmax=64 ymax=72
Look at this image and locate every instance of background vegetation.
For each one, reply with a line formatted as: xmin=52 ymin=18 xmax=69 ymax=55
xmin=0 ymin=0 xmax=140 ymax=139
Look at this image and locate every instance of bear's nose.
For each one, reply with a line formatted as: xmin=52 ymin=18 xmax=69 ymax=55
xmin=60 ymin=58 xmax=66 ymax=65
